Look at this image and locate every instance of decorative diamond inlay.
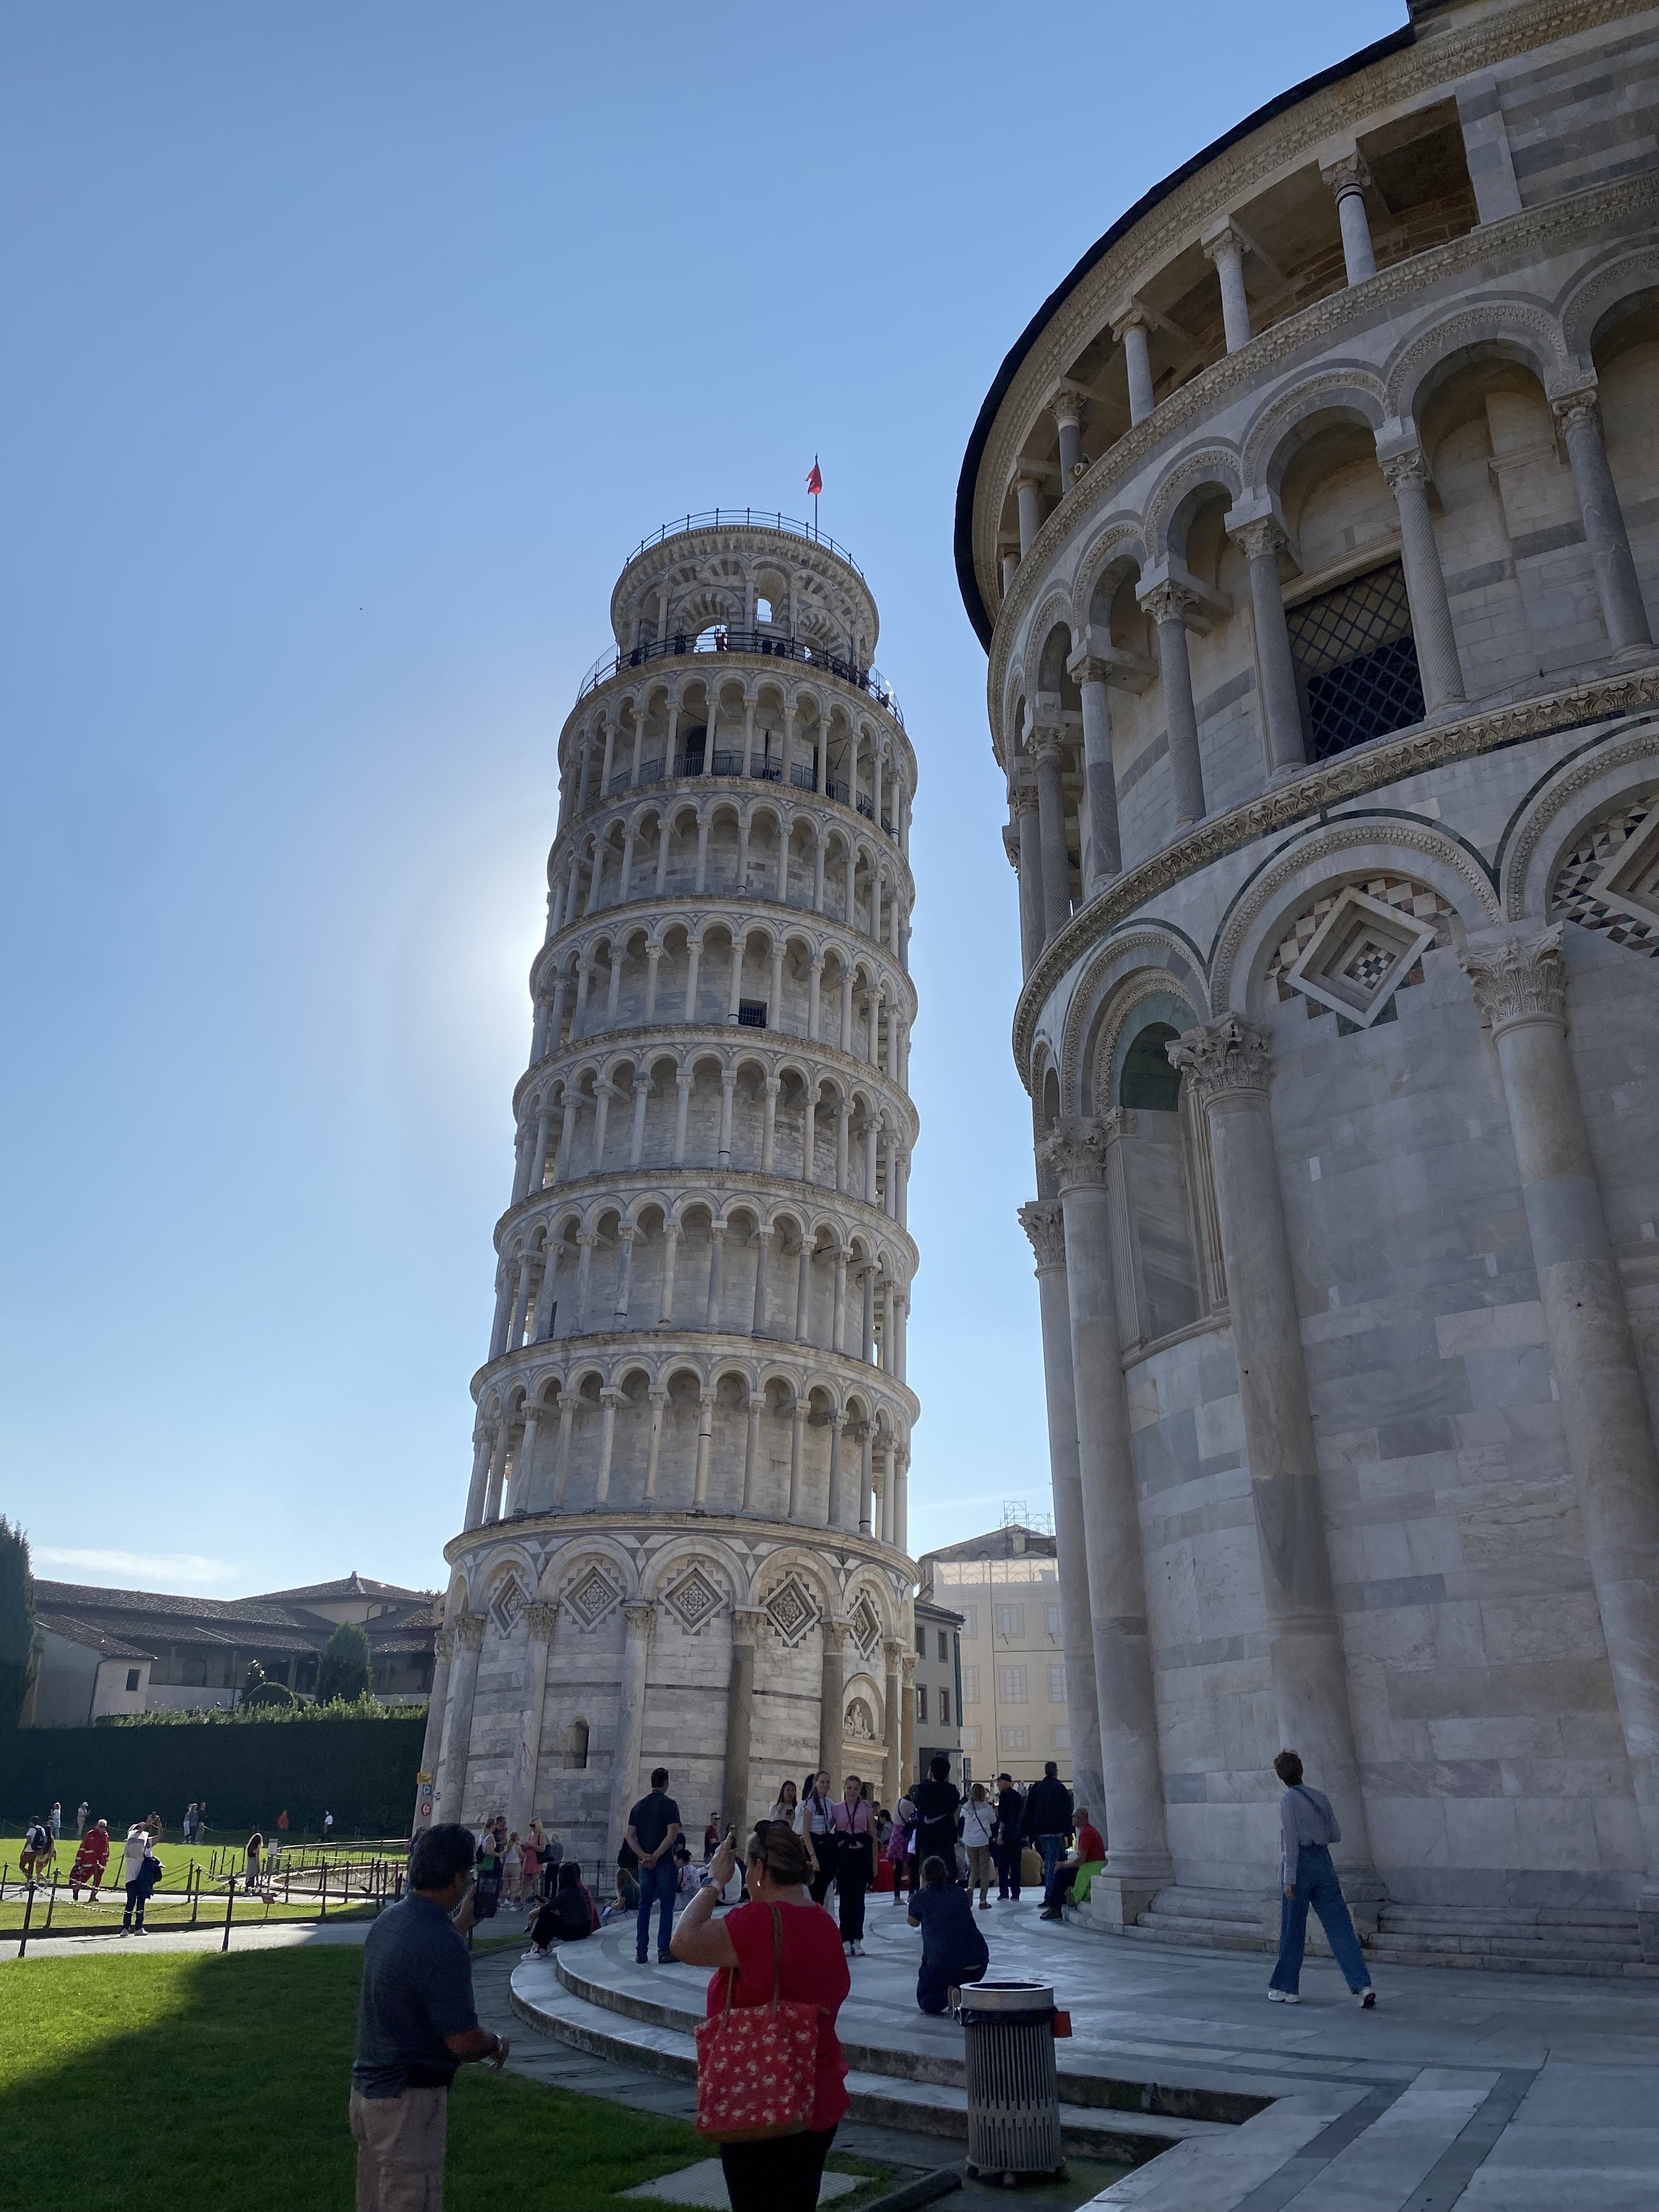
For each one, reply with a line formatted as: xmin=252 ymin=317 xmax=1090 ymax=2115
xmin=565 ymin=1565 xmax=622 ymax=1630
xmin=1269 ymin=876 xmax=1454 ymax=1031
xmin=1551 ymin=795 xmax=1659 ymax=955
xmin=663 ymin=1566 xmax=723 ymax=1634
xmin=849 ymin=1595 xmax=881 ymax=1658
xmin=763 ymin=1574 xmax=818 ymax=1647
xmin=490 ymin=1577 xmax=528 ymax=1635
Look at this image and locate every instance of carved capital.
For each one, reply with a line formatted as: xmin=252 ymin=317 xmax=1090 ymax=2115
xmin=1049 ymin=384 xmax=1087 ymax=430
xmin=1167 ymin=1015 xmax=1273 ymax=1106
xmin=453 ymin=1612 xmax=486 ymax=1652
xmin=1460 ymin=924 xmax=1568 ymax=1033
xmin=1201 ymin=218 xmax=1248 ymax=264
xmin=1002 ymin=822 xmax=1021 ymax=868
xmin=1319 ymin=150 xmax=1371 ymax=198
xmin=1018 ymin=1198 xmax=1068 ymax=1269
xmin=1139 ymin=577 xmax=1198 ymax=627
xmin=731 ymin=1605 xmax=766 ymax=1647
xmin=1039 ymin=1119 xmax=1110 ymax=1189
xmin=1009 ymin=783 xmax=1040 ymax=818
xmin=1379 ymin=447 xmax=1429 ymax=496
xmin=1550 ymin=385 xmax=1600 ymax=436
xmin=883 ymin=1636 xmax=907 ymax=1666
xmin=433 ymin=1627 xmax=455 ymax=1662
xmin=1229 ymin=514 xmax=1289 ymax=563
xmin=622 ymin=1601 xmax=658 ymax=1639
xmin=1029 ymin=725 xmax=1066 ymax=764
xmin=525 ymin=1602 xmax=559 ymax=1641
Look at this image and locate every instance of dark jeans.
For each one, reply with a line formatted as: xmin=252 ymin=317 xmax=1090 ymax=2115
xmin=836 ymin=1843 xmax=871 ymax=1943
xmin=995 ymin=1839 xmax=1022 ymax=1899
xmin=808 ymin=1833 xmax=836 ymax=1905
xmin=635 ymin=1858 xmax=677 ymax=1961
xmin=1270 ymin=1844 xmax=1372 ymax=1995
xmin=720 ymin=2124 xmax=837 ymax=2212
xmin=1036 ymin=1833 xmax=1066 ymax=1891
xmin=917 ymin=1959 xmax=985 ymax=2015
xmin=1042 ymin=1860 xmax=1082 ymax=1911
xmin=122 ymin=1879 xmax=147 ymax=1929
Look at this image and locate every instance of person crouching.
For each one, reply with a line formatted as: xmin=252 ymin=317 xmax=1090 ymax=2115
xmin=906 ymin=1855 xmax=989 ymax=2015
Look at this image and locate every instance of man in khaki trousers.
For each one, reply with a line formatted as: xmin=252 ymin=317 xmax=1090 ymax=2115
xmin=348 ymin=1822 xmax=509 ymax=2210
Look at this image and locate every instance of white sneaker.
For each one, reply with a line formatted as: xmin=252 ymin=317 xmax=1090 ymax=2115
xmin=1358 ymin=1988 xmax=1376 ymax=2008
xmin=1267 ymin=1989 xmax=1300 ymax=2004
xmin=851 ymin=1941 xmax=865 ymax=1957
xmin=843 ymin=1940 xmax=853 ymax=1955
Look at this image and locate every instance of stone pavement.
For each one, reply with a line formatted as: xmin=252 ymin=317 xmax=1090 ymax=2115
xmin=508 ymin=1895 xmax=1659 ymax=2211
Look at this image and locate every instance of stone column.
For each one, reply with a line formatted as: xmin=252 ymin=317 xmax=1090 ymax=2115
xmin=1069 ymin=660 xmax=1122 ymax=887
xmin=510 ymin=1403 xmax=541 ymax=1515
xmin=1019 ymin=1199 xmax=1107 ymax=1817
xmin=818 ymin=1618 xmax=847 ymax=1780
xmin=1052 ymin=387 xmax=1085 ymax=486
xmin=481 ymin=1421 xmax=511 ymax=1523
xmin=883 ymin=1638 xmax=906 ymax=1808
xmin=1032 ymin=730 xmax=1072 ymax=942
xmin=413 ymin=1626 xmax=453 ymax=1831
xmin=506 ymin=1603 xmax=558 ymax=1837
xmin=552 ymin=1393 xmax=577 ymax=1506
xmin=1011 ymin=787 xmax=1045 ymax=972
xmin=1553 ymin=388 xmax=1654 ymax=656
xmin=462 ymin=1428 xmax=492 ymax=1529
xmin=658 ymin=1223 xmax=680 ymax=1324
xmin=1168 ymin=1017 xmax=1376 ymax=1892
xmin=1321 ymin=153 xmax=1376 ymax=284
xmin=1139 ymin=580 xmax=1206 ymax=828
xmin=1379 ymin=438 xmax=1466 ymax=712
xmin=1112 ymin=308 xmax=1155 ymax=426
xmin=1460 ymin=927 xmax=1659 ymax=1920
xmin=1041 ymin=1125 xmax=1172 ymax=1906
xmin=594 ymin=1386 xmax=621 ymax=1504
xmin=437 ymin=1612 xmax=485 ymax=1824
xmin=751 ymin=1227 xmax=772 ymax=1336
xmin=1227 ymin=510 xmax=1307 ymax=778
xmin=629 ymin=1078 xmax=651 ymax=1169
xmin=857 ymin=1421 xmax=874 ymax=1536
xmin=693 ymin=1390 xmax=715 ymax=1504
xmin=900 ymin=1651 xmax=918 ymax=1792
xmin=607 ymin=1602 xmax=657 ymax=1863
xmin=826 ymin=1410 xmax=845 ymax=1527
xmin=742 ymin=1391 xmax=765 ymax=1510
xmin=644 ymin=1388 xmax=666 ymax=1498
xmin=1201 ymin=219 xmax=1252 ymax=352
xmin=723 ymin=1608 xmax=765 ymax=1838
xmin=613 ymin=1226 xmax=636 ymax=1326
xmin=1015 ymin=470 xmax=1044 ymax=558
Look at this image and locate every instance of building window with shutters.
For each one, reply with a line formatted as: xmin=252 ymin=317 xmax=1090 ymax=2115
xmin=996 ymin=1604 xmax=1024 ymax=1639
xmin=916 ymin=1685 xmax=928 ymax=1723
xmin=1000 ymin=1725 xmax=1031 ymax=1752
xmin=962 ymin=1665 xmax=979 ymax=1706
xmin=1043 ymin=1603 xmax=1062 ymax=1637
xmin=1047 ymin=1663 xmax=1066 ymax=1705
xmin=999 ymin=1664 xmax=1027 ymax=1705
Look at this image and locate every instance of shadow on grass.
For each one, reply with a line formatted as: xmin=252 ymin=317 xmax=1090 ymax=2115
xmin=1 ymin=1945 xmax=704 ymax=2210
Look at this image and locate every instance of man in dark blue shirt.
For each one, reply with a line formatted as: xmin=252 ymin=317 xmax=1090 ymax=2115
xmin=349 ymin=1823 xmax=509 ymax=2209
xmin=624 ymin=1766 xmax=683 ymax=1965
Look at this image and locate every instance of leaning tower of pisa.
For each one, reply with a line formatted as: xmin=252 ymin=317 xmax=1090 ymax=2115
xmin=422 ymin=512 xmax=921 ymax=1864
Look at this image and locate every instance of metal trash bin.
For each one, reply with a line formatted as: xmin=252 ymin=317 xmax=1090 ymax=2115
xmin=958 ymin=1979 xmax=1065 ymax=2183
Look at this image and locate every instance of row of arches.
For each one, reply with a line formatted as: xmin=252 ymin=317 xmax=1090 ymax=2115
xmin=547 ymin=792 xmax=911 ymax=955
xmin=508 ymin=1049 xmax=913 ymax=1219
xmin=527 ymin=922 xmax=912 ymax=1075
xmin=465 ymin=1355 xmax=913 ymax=1545
xmin=1000 ymin=266 xmax=1659 ymax=915
xmin=558 ymin=674 xmax=911 ymax=852
xmin=488 ymin=1198 xmax=911 ymax=1374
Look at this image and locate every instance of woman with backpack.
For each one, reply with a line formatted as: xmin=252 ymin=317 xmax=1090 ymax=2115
xmin=524 ymin=1860 xmax=600 ymax=1956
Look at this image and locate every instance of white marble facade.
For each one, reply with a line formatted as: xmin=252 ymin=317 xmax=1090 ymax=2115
xmin=419 ymin=519 xmax=919 ymax=1871
xmin=959 ymin=0 xmax=1659 ymax=1951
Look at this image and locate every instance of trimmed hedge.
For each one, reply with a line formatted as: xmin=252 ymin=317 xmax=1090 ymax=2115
xmin=0 ymin=1714 xmax=427 ymax=1836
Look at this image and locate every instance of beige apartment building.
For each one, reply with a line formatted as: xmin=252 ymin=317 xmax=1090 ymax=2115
xmin=917 ymin=1526 xmax=1069 ymax=1788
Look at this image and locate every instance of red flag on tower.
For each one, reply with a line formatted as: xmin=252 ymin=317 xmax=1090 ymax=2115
xmin=805 ymin=456 xmax=823 ymax=497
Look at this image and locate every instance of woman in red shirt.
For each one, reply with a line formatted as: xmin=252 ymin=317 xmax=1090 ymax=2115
xmin=672 ymin=1820 xmax=851 ymax=2211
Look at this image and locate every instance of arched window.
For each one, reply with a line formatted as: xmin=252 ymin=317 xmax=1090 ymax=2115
xmin=1119 ymin=1022 xmax=1181 ymax=1111
xmin=564 ymin=1717 xmax=590 ymax=1770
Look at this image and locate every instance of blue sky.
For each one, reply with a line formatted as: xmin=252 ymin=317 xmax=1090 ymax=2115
xmin=1 ymin=1 xmax=1403 ymax=1595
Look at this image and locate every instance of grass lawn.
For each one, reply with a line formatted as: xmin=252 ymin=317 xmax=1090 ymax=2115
xmin=0 ymin=1834 xmax=392 ymax=1936
xmin=0 ymin=1946 xmax=714 ymax=2209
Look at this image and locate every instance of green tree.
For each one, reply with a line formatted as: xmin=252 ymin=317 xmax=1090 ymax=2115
xmin=0 ymin=1516 xmax=38 ymax=1729
xmin=314 ymin=1621 xmax=371 ymax=1705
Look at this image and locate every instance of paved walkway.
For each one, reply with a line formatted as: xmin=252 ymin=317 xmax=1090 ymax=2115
xmin=511 ymin=1896 xmax=1659 ymax=2211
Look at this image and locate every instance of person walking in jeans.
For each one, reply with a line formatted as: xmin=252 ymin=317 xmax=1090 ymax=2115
xmin=1267 ymin=1750 xmax=1376 ymax=2008
xmin=1022 ymin=1762 xmax=1074 ymax=1893
xmin=625 ymin=1767 xmax=683 ymax=1965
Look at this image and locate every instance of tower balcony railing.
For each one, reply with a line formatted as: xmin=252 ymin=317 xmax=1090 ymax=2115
xmin=625 ymin=509 xmax=865 ymax=576
xmin=577 ymin=625 xmax=903 ymax=725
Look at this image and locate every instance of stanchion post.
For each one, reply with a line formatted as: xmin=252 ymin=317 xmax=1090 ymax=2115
xmin=221 ymin=1877 xmax=235 ymax=1953
xmin=18 ymin=1880 xmax=36 ymax=1958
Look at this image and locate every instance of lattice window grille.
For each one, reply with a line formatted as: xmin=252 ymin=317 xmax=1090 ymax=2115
xmin=1286 ymin=561 xmax=1425 ymax=761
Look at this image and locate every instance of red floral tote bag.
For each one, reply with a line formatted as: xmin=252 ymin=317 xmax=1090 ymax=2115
xmin=695 ymin=1905 xmax=821 ymax=2142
